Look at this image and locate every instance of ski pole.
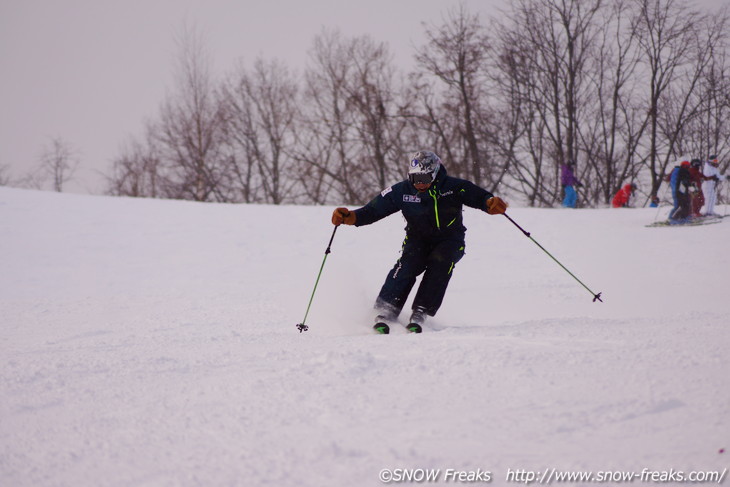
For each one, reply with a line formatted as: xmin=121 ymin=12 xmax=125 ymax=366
xmin=502 ymin=213 xmax=603 ymax=302
xmin=653 ymin=183 xmax=670 ymax=223
xmin=296 ymin=225 xmax=339 ymax=333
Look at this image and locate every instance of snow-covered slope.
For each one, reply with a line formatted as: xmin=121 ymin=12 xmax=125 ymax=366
xmin=1 ymin=187 xmax=728 ymax=486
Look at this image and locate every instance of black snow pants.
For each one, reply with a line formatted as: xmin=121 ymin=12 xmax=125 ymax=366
xmin=671 ymin=192 xmax=691 ymax=220
xmin=375 ymin=234 xmax=465 ymax=318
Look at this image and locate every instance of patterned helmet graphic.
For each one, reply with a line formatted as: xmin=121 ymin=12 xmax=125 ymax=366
xmin=408 ymin=151 xmax=441 ymax=185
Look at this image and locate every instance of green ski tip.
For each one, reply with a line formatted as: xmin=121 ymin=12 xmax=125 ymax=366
xmin=373 ymin=323 xmax=390 ymax=334
xmin=406 ymin=323 xmax=423 ymax=333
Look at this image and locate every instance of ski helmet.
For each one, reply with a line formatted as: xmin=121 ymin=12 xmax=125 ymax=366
xmin=408 ymin=151 xmax=441 ymax=185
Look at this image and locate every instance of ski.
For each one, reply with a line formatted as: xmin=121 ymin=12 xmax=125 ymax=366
xmin=372 ymin=322 xmax=423 ymax=334
xmin=373 ymin=312 xmax=425 ymax=334
xmin=646 ymin=215 xmax=724 ymax=228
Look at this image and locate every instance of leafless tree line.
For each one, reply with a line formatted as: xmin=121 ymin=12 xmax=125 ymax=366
xmin=1 ymin=137 xmax=80 ymax=192
xmin=105 ymin=0 xmax=730 ymax=207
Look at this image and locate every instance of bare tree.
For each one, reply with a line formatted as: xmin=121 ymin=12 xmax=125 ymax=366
xmin=581 ymin=0 xmax=648 ymax=205
xmin=37 ymin=137 xmax=80 ymax=192
xmin=220 ymin=58 xmax=300 ymax=204
xmin=485 ymin=41 xmax=538 ymax=202
xmin=343 ymin=35 xmax=411 ymax=194
xmin=301 ymin=29 xmax=410 ymax=204
xmin=415 ymin=5 xmax=493 ymax=186
xmin=666 ymin=10 xmax=730 ymax=167
xmin=488 ymin=0 xmax=727 ymax=207
xmin=217 ymin=79 xmax=261 ymax=204
xmin=491 ymin=0 xmax=603 ymax=206
xmin=154 ymin=24 xmax=228 ymax=201
xmin=107 ymin=126 xmax=162 ymax=197
xmin=102 ymin=2 xmax=730 ymax=208
xmin=492 ymin=14 xmax=556 ymax=205
xmin=300 ymin=29 xmax=360 ymax=203
xmin=632 ymin=0 xmax=706 ymax=198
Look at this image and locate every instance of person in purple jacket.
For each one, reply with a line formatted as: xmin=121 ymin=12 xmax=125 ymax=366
xmin=561 ymin=160 xmax=582 ymax=208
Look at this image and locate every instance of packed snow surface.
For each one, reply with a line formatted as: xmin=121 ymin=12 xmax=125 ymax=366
xmin=1 ymin=187 xmax=728 ymax=486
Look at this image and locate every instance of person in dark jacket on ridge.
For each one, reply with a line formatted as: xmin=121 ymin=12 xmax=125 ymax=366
xmin=331 ymin=151 xmax=508 ymax=334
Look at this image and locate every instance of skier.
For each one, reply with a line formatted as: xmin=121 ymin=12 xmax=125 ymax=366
xmin=612 ymin=183 xmax=636 ymax=208
xmin=702 ymin=155 xmax=727 ymax=217
xmin=666 ymin=161 xmax=682 ymax=218
xmin=561 ymin=160 xmax=581 ymax=208
xmin=331 ymin=151 xmax=508 ymax=334
xmin=669 ymin=161 xmax=694 ymax=223
xmin=688 ymin=159 xmax=707 ymax=217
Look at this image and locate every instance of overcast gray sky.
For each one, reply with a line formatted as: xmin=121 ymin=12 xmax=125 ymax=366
xmin=0 ymin=0 xmax=726 ymax=194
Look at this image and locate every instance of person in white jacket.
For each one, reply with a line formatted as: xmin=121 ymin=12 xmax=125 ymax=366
xmin=702 ymin=155 xmax=727 ymax=216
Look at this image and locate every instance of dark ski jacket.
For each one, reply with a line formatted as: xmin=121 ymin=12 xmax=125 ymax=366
xmin=353 ymin=166 xmax=494 ymax=239
xmin=670 ymin=165 xmax=692 ymax=195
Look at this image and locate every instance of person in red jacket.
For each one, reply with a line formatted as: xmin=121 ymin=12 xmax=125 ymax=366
xmin=612 ymin=183 xmax=636 ymax=208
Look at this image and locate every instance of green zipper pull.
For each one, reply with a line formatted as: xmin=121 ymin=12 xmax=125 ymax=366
xmin=429 ymin=189 xmax=440 ymax=229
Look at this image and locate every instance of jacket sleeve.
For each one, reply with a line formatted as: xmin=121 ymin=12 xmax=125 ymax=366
xmin=459 ymin=180 xmax=494 ymax=212
xmin=353 ymin=185 xmax=402 ymax=226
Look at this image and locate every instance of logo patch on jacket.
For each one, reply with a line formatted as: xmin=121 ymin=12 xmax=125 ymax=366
xmin=381 ymin=186 xmax=393 ymax=197
xmin=403 ymin=195 xmax=421 ymax=203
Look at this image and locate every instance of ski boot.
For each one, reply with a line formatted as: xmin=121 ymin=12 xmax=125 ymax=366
xmin=373 ymin=314 xmax=391 ymax=334
xmin=406 ymin=308 xmax=427 ymax=334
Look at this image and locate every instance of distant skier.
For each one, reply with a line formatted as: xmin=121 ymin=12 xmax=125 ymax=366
xmin=612 ymin=183 xmax=636 ymax=208
xmin=561 ymin=160 xmax=581 ymax=208
xmin=669 ymin=161 xmax=694 ymax=223
xmin=702 ymin=155 xmax=727 ymax=217
xmin=688 ymin=159 xmax=707 ymax=217
xmin=666 ymin=161 xmax=682 ymax=218
xmin=331 ymin=151 xmax=508 ymax=334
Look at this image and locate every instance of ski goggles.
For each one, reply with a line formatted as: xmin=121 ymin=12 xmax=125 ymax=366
xmin=408 ymin=172 xmax=434 ymax=185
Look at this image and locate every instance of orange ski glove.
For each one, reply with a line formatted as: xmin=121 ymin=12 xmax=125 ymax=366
xmin=486 ymin=196 xmax=508 ymax=215
xmin=331 ymin=207 xmax=356 ymax=226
